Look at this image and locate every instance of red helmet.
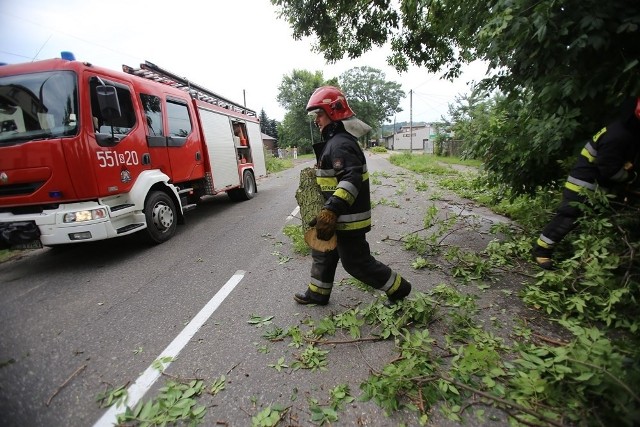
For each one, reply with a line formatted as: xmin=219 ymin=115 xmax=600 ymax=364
xmin=306 ymin=86 xmax=354 ymax=121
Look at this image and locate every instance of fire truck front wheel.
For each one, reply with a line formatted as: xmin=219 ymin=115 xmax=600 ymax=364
xmin=144 ymin=191 xmax=178 ymax=244
xmin=228 ymin=171 xmax=256 ymax=202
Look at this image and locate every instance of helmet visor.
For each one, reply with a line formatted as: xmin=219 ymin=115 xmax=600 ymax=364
xmin=307 ymin=108 xmax=323 ymax=117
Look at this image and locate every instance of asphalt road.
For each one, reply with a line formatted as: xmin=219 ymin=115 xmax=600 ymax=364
xmin=0 ymin=153 xmax=523 ymax=426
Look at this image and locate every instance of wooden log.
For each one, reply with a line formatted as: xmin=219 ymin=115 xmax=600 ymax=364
xmin=295 ymin=167 xmax=325 ymax=233
xmin=295 ymin=167 xmax=337 ymax=251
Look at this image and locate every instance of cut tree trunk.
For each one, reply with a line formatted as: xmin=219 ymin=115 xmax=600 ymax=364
xmin=296 ymin=167 xmax=336 ymax=251
xmin=295 ymin=167 xmax=325 ymax=232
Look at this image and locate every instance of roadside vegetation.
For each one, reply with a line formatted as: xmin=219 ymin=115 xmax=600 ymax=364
xmin=97 ymin=153 xmax=638 ymax=426
xmin=268 ymin=153 xmax=639 ymax=425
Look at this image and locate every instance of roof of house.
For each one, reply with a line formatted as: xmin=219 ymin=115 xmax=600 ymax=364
xmin=261 ymin=133 xmax=276 ymax=141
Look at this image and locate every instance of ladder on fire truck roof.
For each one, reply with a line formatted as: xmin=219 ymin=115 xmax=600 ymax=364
xmin=122 ymin=61 xmax=257 ymax=118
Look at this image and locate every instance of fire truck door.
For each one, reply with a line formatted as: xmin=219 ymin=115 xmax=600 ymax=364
xmin=139 ymin=93 xmax=172 ymax=177
xmin=139 ymin=95 xmax=204 ymax=183
xmin=89 ymin=76 xmax=148 ymax=197
xmin=163 ymin=98 xmax=204 ymax=183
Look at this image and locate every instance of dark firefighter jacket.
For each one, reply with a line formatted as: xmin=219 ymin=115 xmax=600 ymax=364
xmin=312 ymin=121 xmax=371 ymax=234
xmin=566 ymin=119 xmax=640 ymax=193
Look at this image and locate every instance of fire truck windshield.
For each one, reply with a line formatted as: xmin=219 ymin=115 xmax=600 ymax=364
xmin=0 ymin=71 xmax=78 ymax=145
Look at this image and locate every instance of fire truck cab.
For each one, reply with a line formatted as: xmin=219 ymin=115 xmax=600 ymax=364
xmin=0 ymin=55 xmax=266 ymax=248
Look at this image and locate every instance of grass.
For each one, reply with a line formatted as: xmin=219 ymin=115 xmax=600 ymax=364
xmin=265 ymin=153 xmax=314 ymax=174
xmin=0 ymin=249 xmax=26 ymax=263
xmin=389 ymin=152 xmax=469 ymax=176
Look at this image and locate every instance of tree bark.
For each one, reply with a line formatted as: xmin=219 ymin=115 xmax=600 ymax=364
xmin=295 ymin=167 xmax=325 ymax=232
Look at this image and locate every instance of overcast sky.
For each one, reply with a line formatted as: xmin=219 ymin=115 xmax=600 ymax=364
xmin=1 ymin=0 xmax=487 ymax=124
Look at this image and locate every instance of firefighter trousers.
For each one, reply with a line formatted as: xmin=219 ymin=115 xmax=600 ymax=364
xmin=308 ymin=232 xmax=409 ymax=299
xmin=536 ymin=188 xmax=585 ymax=254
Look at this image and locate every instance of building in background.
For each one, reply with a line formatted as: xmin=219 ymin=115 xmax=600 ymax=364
xmin=261 ymin=133 xmax=277 ymax=156
xmin=383 ymin=124 xmax=437 ymax=153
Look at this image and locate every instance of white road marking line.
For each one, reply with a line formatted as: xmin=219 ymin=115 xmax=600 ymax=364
xmin=92 ymin=270 xmax=245 ymax=427
xmin=287 ymin=205 xmax=300 ymax=221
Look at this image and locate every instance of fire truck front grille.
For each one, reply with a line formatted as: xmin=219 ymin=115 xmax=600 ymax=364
xmin=0 ymin=181 xmax=45 ymax=197
xmin=0 ymin=203 xmax=60 ymax=215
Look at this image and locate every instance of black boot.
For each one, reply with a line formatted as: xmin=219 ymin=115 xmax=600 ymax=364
xmin=294 ymin=289 xmax=329 ymax=306
xmin=533 ymin=245 xmax=555 ymax=270
xmin=386 ymin=277 xmax=411 ymax=304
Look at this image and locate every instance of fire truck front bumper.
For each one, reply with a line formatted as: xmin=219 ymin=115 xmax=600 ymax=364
xmin=0 ymin=202 xmax=120 ymax=247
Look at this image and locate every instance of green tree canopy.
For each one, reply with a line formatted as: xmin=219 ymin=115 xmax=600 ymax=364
xmin=272 ymin=0 xmax=640 ymax=192
xmin=276 ymin=69 xmax=337 ymax=153
xmin=259 ymin=109 xmax=279 ymax=139
xmin=339 ymin=66 xmax=404 ymax=135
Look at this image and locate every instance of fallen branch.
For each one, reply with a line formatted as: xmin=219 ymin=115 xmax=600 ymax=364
xmin=46 ymin=364 xmax=87 ymax=406
xmin=531 ymin=333 xmax=568 ymax=346
xmin=434 ymin=374 xmax=568 ymax=427
xmin=567 ymin=357 xmax=640 ymax=405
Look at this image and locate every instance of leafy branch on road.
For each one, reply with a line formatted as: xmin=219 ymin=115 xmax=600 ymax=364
xmin=273 ymin=156 xmax=640 ymax=425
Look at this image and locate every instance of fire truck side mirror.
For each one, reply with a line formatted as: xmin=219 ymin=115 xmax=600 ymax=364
xmin=96 ymin=85 xmax=122 ymax=123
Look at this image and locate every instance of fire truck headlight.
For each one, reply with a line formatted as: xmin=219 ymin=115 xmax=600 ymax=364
xmin=63 ymin=208 xmax=108 ymax=223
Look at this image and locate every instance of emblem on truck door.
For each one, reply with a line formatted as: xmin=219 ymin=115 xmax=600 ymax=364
xmin=121 ymin=169 xmax=131 ymax=183
xmin=0 ymin=172 xmax=8 ymax=184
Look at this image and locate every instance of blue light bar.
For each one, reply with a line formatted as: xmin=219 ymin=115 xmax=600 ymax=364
xmin=60 ymin=51 xmax=76 ymax=61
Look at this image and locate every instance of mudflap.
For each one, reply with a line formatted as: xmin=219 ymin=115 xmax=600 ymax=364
xmin=0 ymin=221 xmax=43 ymax=249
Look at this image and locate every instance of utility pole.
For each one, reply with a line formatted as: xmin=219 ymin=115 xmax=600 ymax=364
xmin=409 ymin=89 xmax=413 ymax=154
xmin=393 ymin=116 xmax=396 ymax=150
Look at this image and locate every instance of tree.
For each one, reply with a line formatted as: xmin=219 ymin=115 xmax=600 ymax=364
xmin=271 ymin=0 xmax=640 ymax=192
xmin=259 ymin=109 xmax=278 ymax=138
xmin=339 ymin=66 xmax=404 ymax=139
xmin=276 ymin=69 xmax=337 ymax=153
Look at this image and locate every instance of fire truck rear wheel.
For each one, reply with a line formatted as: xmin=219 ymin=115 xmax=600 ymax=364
xmin=144 ymin=191 xmax=177 ymax=244
xmin=228 ymin=171 xmax=256 ymax=201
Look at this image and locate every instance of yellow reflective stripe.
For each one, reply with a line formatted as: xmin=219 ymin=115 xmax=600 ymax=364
xmin=317 ymin=177 xmax=337 ymax=186
xmin=309 ymin=284 xmax=332 ymax=295
xmin=334 ymin=188 xmax=355 ymax=205
xmin=566 ymin=176 xmax=596 ymax=191
xmin=386 ymin=274 xmax=403 ymax=295
xmin=592 ymin=127 xmax=606 ymax=143
xmin=537 ymin=237 xmax=553 ymax=248
xmin=362 ymin=171 xmax=369 ymax=181
xmin=336 ymin=217 xmax=371 ymax=231
xmin=580 ymin=147 xmax=595 ymax=163
xmin=337 ymin=180 xmax=358 ymax=196
xmin=317 ymin=176 xmax=338 ymax=192
xmin=565 ymin=181 xmax=583 ymax=193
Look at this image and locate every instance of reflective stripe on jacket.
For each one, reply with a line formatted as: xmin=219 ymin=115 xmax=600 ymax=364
xmin=313 ymin=122 xmax=371 ymax=233
xmin=565 ymin=120 xmax=640 ymax=193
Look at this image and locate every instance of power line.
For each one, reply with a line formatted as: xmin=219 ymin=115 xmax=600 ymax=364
xmin=0 ymin=49 xmax=33 ymax=60
xmin=3 ymin=11 xmax=139 ymax=62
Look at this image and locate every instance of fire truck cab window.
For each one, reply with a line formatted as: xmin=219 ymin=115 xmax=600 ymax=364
xmin=0 ymin=71 xmax=78 ymax=145
xmin=166 ymin=100 xmax=191 ymax=138
xmin=140 ymin=94 xmax=163 ymax=136
xmin=90 ymin=77 xmax=136 ymax=146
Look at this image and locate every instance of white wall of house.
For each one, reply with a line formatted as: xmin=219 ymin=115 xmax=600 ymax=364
xmin=387 ymin=125 xmax=436 ymax=153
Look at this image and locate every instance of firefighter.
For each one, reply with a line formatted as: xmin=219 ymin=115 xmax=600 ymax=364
xmin=534 ymin=97 xmax=640 ymax=270
xmin=294 ymin=86 xmax=412 ymax=305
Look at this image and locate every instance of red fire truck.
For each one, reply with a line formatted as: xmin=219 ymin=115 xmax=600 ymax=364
xmin=0 ymin=54 xmax=266 ymax=248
